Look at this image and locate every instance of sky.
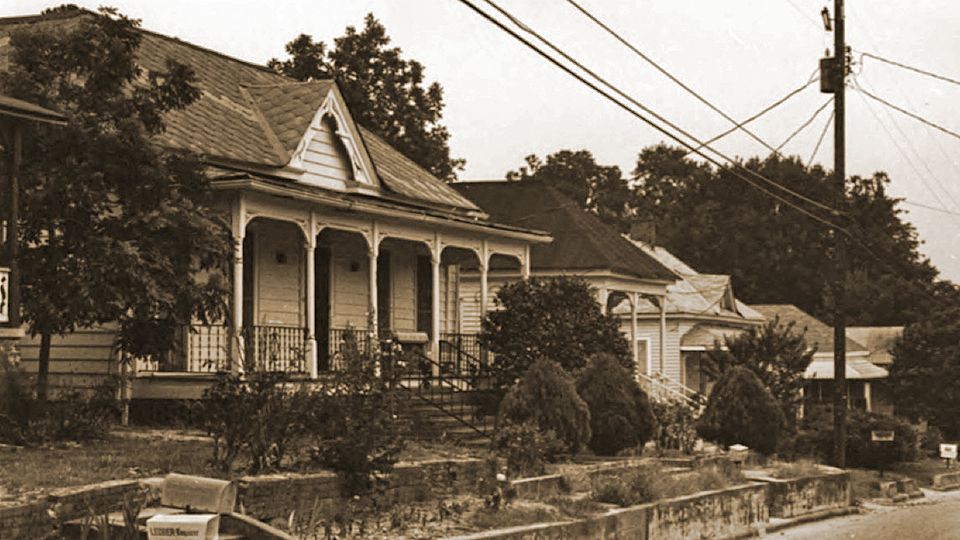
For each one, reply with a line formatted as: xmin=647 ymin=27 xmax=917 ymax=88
xmin=6 ymin=0 xmax=960 ymax=284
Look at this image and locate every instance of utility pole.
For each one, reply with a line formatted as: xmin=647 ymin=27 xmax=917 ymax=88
xmin=821 ymin=0 xmax=847 ymax=468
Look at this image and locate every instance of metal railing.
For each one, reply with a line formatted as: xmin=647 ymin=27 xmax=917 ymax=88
xmin=439 ymin=333 xmax=485 ymax=378
xmin=242 ymin=325 xmax=307 ymax=374
xmin=136 ymin=324 xmax=230 ymax=373
xmin=399 ymin=348 xmax=493 ymax=437
xmin=638 ymin=371 xmax=704 ymax=410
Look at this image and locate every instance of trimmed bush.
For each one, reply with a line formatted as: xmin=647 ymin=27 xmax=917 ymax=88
xmin=796 ymin=405 xmax=919 ymax=469
xmin=697 ymin=366 xmax=785 ymax=455
xmin=497 ymin=358 xmax=591 ymax=454
xmin=651 ymin=400 xmax=698 ymax=454
xmin=576 ymin=353 xmax=657 ymax=455
xmin=491 ymin=421 xmax=566 ymax=477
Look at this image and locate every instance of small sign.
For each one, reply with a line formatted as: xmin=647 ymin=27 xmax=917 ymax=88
xmin=146 ymin=514 xmax=219 ymax=540
xmin=941 ymin=444 xmax=958 ymax=459
xmin=871 ymin=430 xmax=895 ymax=442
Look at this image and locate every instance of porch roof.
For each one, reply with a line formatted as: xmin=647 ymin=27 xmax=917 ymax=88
xmin=805 ymin=357 xmax=889 ymax=380
xmin=452 ymin=181 xmax=677 ymax=282
xmin=0 ymin=94 xmax=66 ymax=124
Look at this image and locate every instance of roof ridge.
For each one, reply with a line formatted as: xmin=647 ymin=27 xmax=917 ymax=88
xmin=241 ymin=79 xmax=335 ymax=89
xmin=238 ymin=86 xmax=290 ymax=165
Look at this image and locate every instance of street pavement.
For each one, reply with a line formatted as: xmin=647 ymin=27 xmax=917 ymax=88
xmin=767 ymin=488 xmax=960 ymax=539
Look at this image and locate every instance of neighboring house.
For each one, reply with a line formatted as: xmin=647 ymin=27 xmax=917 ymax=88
xmin=846 ymin=326 xmax=902 ymax=415
xmin=2 ymin=12 xmax=551 ymax=400
xmin=752 ymin=305 xmax=890 ymax=413
xmin=451 ymin=181 xmax=682 ymax=397
xmin=613 ymin=238 xmax=765 ymax=400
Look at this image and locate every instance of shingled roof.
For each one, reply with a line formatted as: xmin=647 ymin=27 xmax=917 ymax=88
xmin=0 ymin=10 xmax=480 ymax=213
xmin=751 ymin=304 xmax=866 ymax=354
xmin=452 ymin=181 xmax=677 ymax=282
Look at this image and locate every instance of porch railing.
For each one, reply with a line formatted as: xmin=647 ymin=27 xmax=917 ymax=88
xmin=135 ymin=324 xmax=230 ymax=373
xmin=439 ymin=333 xmax=485 ymax=378
xmin=243 ymin=325 xmax=308 ymax=374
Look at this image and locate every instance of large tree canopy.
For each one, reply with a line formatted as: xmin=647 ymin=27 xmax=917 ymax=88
xmin=269 ymin=14 xmax=464 ymax=181
xmin=0 ymin=6 xmax=232 ymax=401
xmin=505 ymin=144 xmax=952 ymax=327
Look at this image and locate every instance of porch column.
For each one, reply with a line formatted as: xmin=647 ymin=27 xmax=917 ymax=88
xmin=864 ymin=381 xmax=872 ymax=412
xmin=230 ymin=196 xmax=245 ymax=375
xmin=479 ymin=241 xmax=489 ymax=323
xmin=598 ymin=288 xmax=609 ymax=315
xmin=659 ymin=295 xmax=667 ymax=376
xmin=431 ymin=235 xmax=442 ymax=364
xmin=631 ymin=292 xmax=639 ymax=373
xmin=522 ymin=245 xmax=531 ymax=279
xmin=305 ymin=224 xmax=318 ymax=378
xmin=368 ymin=224 xmax=380 ymax=342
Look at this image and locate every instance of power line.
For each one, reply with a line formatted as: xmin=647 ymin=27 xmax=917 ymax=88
xmin=856 ymin=86 xmax=960 ymax=142
xmin=564 ymin=0 xmax=806 ymax=162
xmin=693 ymin=75 xmax=819 ymax=154
xmin=774 ymin=97 xmax=834 ymax=154
xmin=782 ymin=0 xmax=823 ymax=29
xmin=456 ymin=0 xmax=848 ymax=232
xmin=808 ymin=109 xmax=835 ymax=167
xmin=860 ymin=51 xmax=960 ymax=88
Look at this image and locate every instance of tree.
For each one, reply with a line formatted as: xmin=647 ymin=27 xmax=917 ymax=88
xmin=480 ymin=276 xmax=631 ymax=385
xmin=506 ymin=150 xmax=632 ymax=230
xmin=497 ymin=357 xmax=591 ymax=454
xmin=703 ymin=316 xmax=814 ymax=429
xmin=576 ymin=353 xmax=657 ymax=455
xmin=268 ymin=14 xmax=464 ymax=180
xmin=697 ymin=366 xmax=785 ymax=455
xmin=0 ymin=6 xmax=232 ymax=403
xmin=889 ymin=305 xmax=960 ymax=439
xmin=629 ymin=145 xmax=950 ymax=327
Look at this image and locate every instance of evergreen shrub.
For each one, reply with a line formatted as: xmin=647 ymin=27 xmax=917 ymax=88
xmin=576 ymin=353 xmax=657 ymax=455
xmin=697 ymin=366 xmax=785 ymax=455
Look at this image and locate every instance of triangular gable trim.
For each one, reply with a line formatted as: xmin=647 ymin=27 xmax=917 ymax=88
xmin=289 ymin=85 xmax=379 ymax=188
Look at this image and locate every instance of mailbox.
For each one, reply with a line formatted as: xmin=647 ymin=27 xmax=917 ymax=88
xmin=161 ymin=473 xmax=236 ymax=514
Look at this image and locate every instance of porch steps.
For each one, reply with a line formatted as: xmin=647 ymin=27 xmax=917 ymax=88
xmin=403 ymin=389 xmax=495 ymax=446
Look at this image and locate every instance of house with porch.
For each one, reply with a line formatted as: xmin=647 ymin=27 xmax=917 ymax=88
xmin=752 ymin=305 xmax=890 ymax=414
xmin=2 ymin=11 xmax=551 ymax=405
xmin=451 ymin=180 xmax=685 ymax=399
xmin=611 ymin=237 xmax=765 ymax=401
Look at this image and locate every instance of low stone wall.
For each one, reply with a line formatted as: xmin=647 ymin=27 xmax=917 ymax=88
xmin=447 ymin=482 xmax=768 ymax=540
xmin=237 ymin=459 xmax=487 ymax=522
xmin=0 ymin=479 xmax=157 ymax=540
xmin=933 ymin=471 xmax=960 ymax=491
xmin=751 ymin=468 xmax=850 ymax=518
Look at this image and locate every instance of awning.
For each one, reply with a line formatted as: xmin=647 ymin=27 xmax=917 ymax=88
xmin=805 ymin=357 xmax=888 ymax=379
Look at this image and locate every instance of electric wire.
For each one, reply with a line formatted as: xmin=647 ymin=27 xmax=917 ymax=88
xmin=782 ymin=0 xmax=823 ymax=29
xmin=851 ymin=77 xmax=960 ymax=225
xmin=808 ymin=109 xmax=834 ymax=167
xmin=900 ymin=200 xmax=960 ymax=217
xmin=692 ymin=74 xmax=819 ymax=154
xmin=860 ymin=51 xmax=960 ymax=88
xmin=774 ymin=97 xmax=834 ymax=154
xmin=565 ymin=0 xmax=805 ymax=161
xmin=857 ymin=86 xmax=960 ymax=142
xmin=468 ymin=0 xmax=845 ymax=223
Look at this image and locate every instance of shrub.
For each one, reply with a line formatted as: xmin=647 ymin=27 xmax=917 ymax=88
xmin=497 ymin=358 xmax=591 ymax=454
xmin=310 ymin=339 xmax=409 ymax=497
xmin=201 ymin=371 xmax=318 ymax=473
xmin=576 ymin=354 xmax=657 ymax=455
xmin=481 ymin=276 xmax=631 ymax=387
xmin=0 ymin=351 xmax=34 ymax=445
xmin=797 ymin=405 xmax=918 ymax=469
xmin=651 ymin=400 xmax=698 ymax=454
xmin=491 ymin=420 xmax=566 ymax=478
xmin=697 ymin=366 xmax=785 ymax=455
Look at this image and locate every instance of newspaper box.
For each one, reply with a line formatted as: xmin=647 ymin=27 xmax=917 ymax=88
xmin=146 ymin=514 xmax=219 ymax=540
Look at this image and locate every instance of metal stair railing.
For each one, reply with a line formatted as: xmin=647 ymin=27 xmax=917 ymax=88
xmin=398 ymin=346 xmax=493 ymax=438
xmin=638 ymin=371 xmax=704 ymax=410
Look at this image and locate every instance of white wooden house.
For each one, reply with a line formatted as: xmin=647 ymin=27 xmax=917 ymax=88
xmin=1 ymin=12 xmax=550 ymax=402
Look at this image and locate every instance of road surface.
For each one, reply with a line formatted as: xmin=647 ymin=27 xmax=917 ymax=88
xmin=768 ymin=489 xmax=960 ymax=539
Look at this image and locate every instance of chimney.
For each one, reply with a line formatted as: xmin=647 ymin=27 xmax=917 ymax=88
xmin=629 ymin=220 xmax=657 ymax=246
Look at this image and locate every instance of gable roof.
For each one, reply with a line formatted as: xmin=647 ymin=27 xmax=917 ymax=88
xmin=0 ymin=10 xmax=481 ymax=214
xmin=751 ymin=304 xmax=866 ymax=354
xmin=452 ymin=181 xmax=677 ymax=282
xmin=846 ymin=326 xmax=902 ymax=366
xmin=615 ymin=239 xmax=765 ymax=321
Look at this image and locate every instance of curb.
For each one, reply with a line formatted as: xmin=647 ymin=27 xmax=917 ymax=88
xmin=724 ymin=506 xmax=861 ymax=539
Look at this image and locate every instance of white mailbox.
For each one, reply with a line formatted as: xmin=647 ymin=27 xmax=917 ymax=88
xmin=146 ymin=514 xmax=219 ymax=540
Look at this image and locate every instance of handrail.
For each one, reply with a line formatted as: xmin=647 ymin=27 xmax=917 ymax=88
xmin=400 ymin=349 xmax=491 ymax=437
xmin=638 ymin=371 xmax=700 ymax=407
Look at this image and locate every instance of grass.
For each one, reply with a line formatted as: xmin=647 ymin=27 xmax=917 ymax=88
xmin=0 ymin=435 xmax=215 ymax=495
xmin=844 ymin=457 xmax=950 ymax=502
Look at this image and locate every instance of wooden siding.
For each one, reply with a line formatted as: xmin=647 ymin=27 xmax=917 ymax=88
xmin=300 ymin=119 xmax=354 ymax=189
xmin=253 ymin=226 xmax=304 ymax=327
xmin=458 ymin=276 xmax=504 ymax=335
xmin=18 ymin=324 xmax=118 ymax=392
xmin=330 ymin=242 xmax=370 ymax=330
xmin=391 ymin=249 xmax=416 ymax=333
